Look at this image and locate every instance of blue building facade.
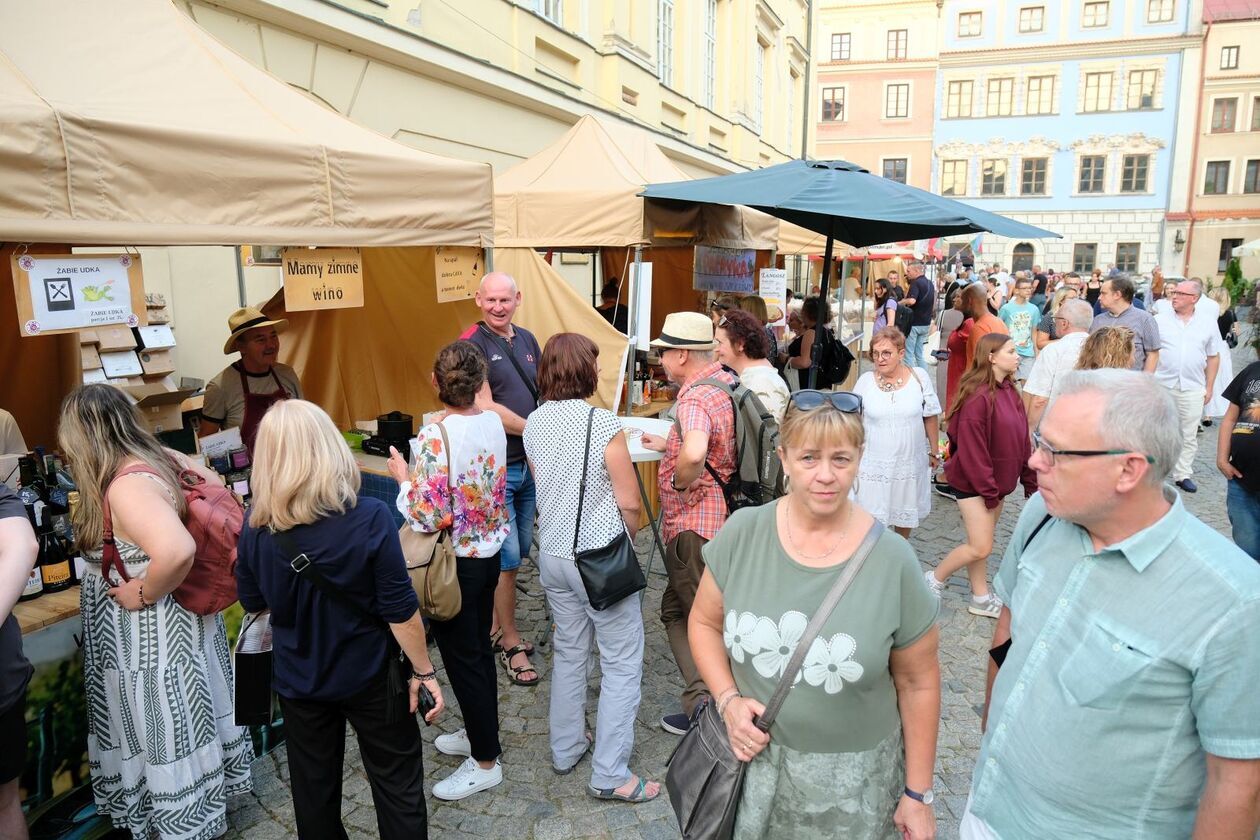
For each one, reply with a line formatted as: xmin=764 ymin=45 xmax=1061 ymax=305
xmin=932 ymin=0 xmax=1200 ymax=274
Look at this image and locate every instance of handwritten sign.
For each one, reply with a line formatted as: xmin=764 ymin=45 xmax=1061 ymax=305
xmin=693 ymin=246 xmax=755 ymax=293
xmin=11 ymin=254 xmax=145 ymax=336
xmin=282 ymin=248 xmax=364 ymax=311
xmin=435 ymin=246 xmax=482 ymax=303
xmin=759 ymin=268 xmax=787 ymax=326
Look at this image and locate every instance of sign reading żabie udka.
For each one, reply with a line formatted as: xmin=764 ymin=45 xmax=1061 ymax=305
xmin=282 ymin=248 xmax=365 ymax=311
xmin=11 ymin=253 xmax=145 ymax=336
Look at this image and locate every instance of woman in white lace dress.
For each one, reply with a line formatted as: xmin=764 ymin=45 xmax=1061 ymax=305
xmin=852 ymin=327 xmax=942 ymax=536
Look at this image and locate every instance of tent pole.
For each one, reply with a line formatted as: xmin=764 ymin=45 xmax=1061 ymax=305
xmin=234 ymin=246 xmax=247 ymax=307
xmin=808 ymin=226 xmax=836 ymax=389
xmin=858 ymin=258 xmax=868 ymax=378
xmin=624 ymin=244 xmax=644 ymax=417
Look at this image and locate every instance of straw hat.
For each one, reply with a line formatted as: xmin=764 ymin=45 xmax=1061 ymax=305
xmin=223 ymin=306 xmax=288 ymax=354
xmin=650 ymin=312 xmax=716 ymax=351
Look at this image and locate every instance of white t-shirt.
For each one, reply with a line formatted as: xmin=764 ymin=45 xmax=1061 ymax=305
xmin=1024 ymin=332 xmax=1089 ymax=401
xmin=0 ymin=409 xmax=26 ymax=455
xmin=738 ymin=364 xmax=791 ymax=425
xmin=201 ymin=362 xmax=302 ymax=428
xmin=523 ymin=400 xmax=626 ymax=559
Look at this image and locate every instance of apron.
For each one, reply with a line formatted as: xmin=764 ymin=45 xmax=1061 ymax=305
xmin=237 ymin=366 xmax=289 ymax=455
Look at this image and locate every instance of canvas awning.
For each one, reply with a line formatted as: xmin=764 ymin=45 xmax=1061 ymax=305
xmin=0 ymin=0 xmax=493 ymax=248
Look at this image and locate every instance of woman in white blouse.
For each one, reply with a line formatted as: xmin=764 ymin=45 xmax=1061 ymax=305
xmin=715 ymin=309 xmax=792 ymax=424
xmin=522 ymin=333 xmax=660 ymax=804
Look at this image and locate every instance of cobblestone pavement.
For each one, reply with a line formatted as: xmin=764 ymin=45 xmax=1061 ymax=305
xmin=224 ymin=346 xmax=1246 ymax=840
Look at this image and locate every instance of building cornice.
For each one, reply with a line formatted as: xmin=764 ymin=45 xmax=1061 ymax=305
xmin=939 ymin=33 xmax=1203 ymax=66
xmin=818 ymin=59 xmax=938 ymax=73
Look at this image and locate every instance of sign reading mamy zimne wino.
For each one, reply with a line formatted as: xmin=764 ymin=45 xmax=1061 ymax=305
xmin=282 ymin=248 xmax=365 ymax=311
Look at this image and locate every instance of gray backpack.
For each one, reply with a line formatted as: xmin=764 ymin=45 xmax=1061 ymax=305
xmin=676 ymin=378 xmax=784 ymax=513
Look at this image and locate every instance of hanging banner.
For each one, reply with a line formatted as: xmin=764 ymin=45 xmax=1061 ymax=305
xmin=282 ymin=248 xmax=365 ymax=311
xmin=693 ymin=245 xmax=756 ymax=293
xmin=11 ymin=253 xmax=146 ymax=336
xmin=435 ymin=246 xmax=482 ymax=303
xmin=759 ymin=268 xmax=787 ymax=326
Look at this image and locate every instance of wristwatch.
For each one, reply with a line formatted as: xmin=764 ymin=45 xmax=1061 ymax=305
xmin=904 ymin=786 xmax=935 ymax=805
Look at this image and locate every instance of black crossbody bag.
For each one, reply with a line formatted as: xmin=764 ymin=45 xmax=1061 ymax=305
xmin=273 ymin=530 xmax=434 ymax=724
xmin=572 ymin=407 xmax=647 ymax=610
xmin=478 ymin=323 xmax=539 ymax=406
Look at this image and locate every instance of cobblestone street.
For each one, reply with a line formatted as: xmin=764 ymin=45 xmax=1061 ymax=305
xmin=224 ymin=349 xmax=1246 ymax=840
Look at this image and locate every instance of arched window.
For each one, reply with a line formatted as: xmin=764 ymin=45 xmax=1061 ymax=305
xmin=1012 ymin=242 xmax=1035 ymax=273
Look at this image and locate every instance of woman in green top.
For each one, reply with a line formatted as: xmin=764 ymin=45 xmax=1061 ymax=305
xmin=689 ymin=393 xmax=941 ymax=840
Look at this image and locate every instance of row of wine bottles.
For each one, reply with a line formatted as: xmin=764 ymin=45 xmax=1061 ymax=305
xmin=17 ymin=450 xmax=84 ymax=602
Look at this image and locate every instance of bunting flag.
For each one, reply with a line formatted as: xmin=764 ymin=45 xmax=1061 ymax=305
xmin=925 ymin=238 xmax=943 ymax=258
xmin=970 ymin=234 xmax=984 ymax=256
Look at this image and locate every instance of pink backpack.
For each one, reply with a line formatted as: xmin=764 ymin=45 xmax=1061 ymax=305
xmin=102 ymin=462 xmax=243 ymax=615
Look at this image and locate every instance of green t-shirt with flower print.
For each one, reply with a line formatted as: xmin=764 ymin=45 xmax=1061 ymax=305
xmin=702 ymin=500 xmax=939 ymax=754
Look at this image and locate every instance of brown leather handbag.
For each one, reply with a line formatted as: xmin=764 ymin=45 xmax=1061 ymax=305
xmin=398 ymin=422 xmax=461 ymax=621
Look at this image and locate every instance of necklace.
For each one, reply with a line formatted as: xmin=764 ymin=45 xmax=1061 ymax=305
xmin=784 ymin=499 xmax=853 ymax=561
xmin=876 ymin=367 xmax=906 ymax=392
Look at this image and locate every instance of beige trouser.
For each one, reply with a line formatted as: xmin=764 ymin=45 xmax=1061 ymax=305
xmin=660 ymin=531 xmax=710 ymax=716
xmin=1165 ymin=384 xmax=1206 ymax=482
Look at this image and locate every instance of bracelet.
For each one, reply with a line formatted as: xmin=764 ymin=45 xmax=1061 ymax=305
xmin=670 ymin=477 xmax=688 ymax=492
xmin=412 ymin=669 xmax=437 ymax=681
xmin=138 ymin=582 xmax=153 ymax=609
xmin=717 ymin=691 xmax=742 ymax=719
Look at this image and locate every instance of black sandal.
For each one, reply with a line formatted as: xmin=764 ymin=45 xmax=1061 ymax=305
xmin=499 ymin=644 xmax=540 ymax=686
xmin=491 ymin=629 xmax=534 ymax=657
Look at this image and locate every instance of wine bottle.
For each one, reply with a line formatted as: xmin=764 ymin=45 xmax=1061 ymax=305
xmin=17 ymin=455 xmax=43 ymax=508
xmin=66 ymin=490 xmax=85 ymax=583
xmin=38 ymin=519 xmax=73 ymax=593
xmin=18 ymin=506 xmax=43 ymax=601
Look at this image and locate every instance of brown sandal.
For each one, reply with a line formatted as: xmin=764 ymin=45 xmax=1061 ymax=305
xmin=499 ymin=644 xmax=540 ymax=686
xmin=490 ymin=628 xmax=534 ymax=657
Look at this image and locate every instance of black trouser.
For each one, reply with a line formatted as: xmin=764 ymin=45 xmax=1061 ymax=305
xmin=429 ymin=553 xmax=502 ymax=762
xmin=278 ymin=671 xmax=427 ymax=840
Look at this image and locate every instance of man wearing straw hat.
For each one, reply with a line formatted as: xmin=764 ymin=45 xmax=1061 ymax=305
xmin=639 ymin=312 xmax=737 ymax=736
xmin=200 ymin=306 xmax=302 ymax=454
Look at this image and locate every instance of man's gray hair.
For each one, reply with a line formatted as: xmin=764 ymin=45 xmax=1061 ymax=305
xmin=687 ymin=349 xmax=715 ymax=363
xmin=478 ymin=272 xmax=518 ymax=294
xmin=1058 ymin=298 xmax=1094 ymax=331
xmin=1053 ymin=369 xmax=1180 ymax=484
xmin=906 ymin=259 xmax=924 ymax=270
xmin=1180 ymin=277 xmax=1203 ymax=298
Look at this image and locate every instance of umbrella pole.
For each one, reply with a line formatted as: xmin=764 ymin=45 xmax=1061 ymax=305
xmin=809 ymin=229 xmax=836 ymax=389
xmin=625 ymin=244 xmax=644 ymax=417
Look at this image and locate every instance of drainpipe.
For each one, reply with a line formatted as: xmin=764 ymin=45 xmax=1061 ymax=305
xmin=800 ymin=0 xmax=814 ymax=159
xmin=1182 ymin=18 xmax=1211 ymax=277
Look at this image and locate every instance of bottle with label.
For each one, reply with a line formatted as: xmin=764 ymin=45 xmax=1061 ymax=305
xmin=38 ymin=516 xmax=74 ymax=593
xmin=19 ymin=506 xmax=43 ymax=602
xmin=66 ymin=491 xmax=86 ymax=583
xmin=17 ymin=455 xmax=44 ymax=508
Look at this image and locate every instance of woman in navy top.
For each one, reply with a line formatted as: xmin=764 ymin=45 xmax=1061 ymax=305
xmin=236 ymin=399 xmax=444 ymax=840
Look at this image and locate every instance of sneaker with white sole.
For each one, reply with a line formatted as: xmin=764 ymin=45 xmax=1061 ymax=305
xmin=968 ymin=593 xmax=1003 ymax=618
xmin=432 ymin=756 xmax=502 ymax=801
xmin=923 ymin=570 xmax=945 ymax=597
xmin=434 ymin=728 xmax=471 ymax=757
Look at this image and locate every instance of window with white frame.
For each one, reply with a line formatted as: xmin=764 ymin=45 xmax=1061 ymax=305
xmin=1083 ymin=71 xmax=1113 ymax=112
xmin=657 ymin=0 xmax=674 ymax=86
xmin=958 ymin=12 xmax=982 ymax=37
xmin=1021 ymin=158 xmax=1048 ymax=194
xmin=1243 ymin=160 xmax=1259 ymax=193
xmin=534 ymin=0 xmax=562 ymax=24
xmin=1205 ymin=161 xmax=1230 ymax=194
xmin=981 ymin=159 xmax=1008 ymax=195
xmin=822 ymin=87 xmax=846 ymax=121
xmin=946 ymin=80 xmax=974 ymax=118
xmin=1221 ymin=46 xmax=1239 ymax=70
xmin=1115 ymin=243 xmax=1140 ymax=273
xmin=1253 ymin=96 xmax=1260 ymax=130
xmin=1121 ymin=154 xmax=1149 ymax=192
xmin=1073 ymin=243 xmax=1098 ymax=273
xmin=1147 ymin=0 xmax=1174 ymax=22
xmin=941 ymin=160 xmax=968 ymax=195
xmin=1082 ymin=1 xmax=1109 ymax=27
xmin=704 ymin=0 xmax=717 ymax=108
xmin=1212 ymin=97 xmax=1238 ymax=132
xmin=883 ymin=159 xmax=908 ymax=183
xmin=1126 ymin=69 xmax=1158 ymax=110
xmin=1026 ymin=75 xmax=1055 ymax=115
xmin=831 ymin=32 xmax=851 ymax=61
xmin=888 ymin=29 xmax=907 ymax=60
xmin=986 ymin=77 xmax=1014 ymax=116
xmin=886 ymin=83 xmax=910 ymax=118
xmin=752 ymin=41 xmax=765 ymax=129
xmin=1078 ymin=155 xmax=1106 ymax=192
xmin=1019 ymin=6 xmax=1045 ymax=32
xmin=1220 ymin=239 xmax=1244 ymax=272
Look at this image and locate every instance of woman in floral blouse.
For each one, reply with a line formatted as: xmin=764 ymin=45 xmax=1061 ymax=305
xmin=388 ymin=340 xmax=510 ymax=802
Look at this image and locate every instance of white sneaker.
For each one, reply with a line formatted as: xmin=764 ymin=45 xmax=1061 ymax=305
xmin=923 ymin=570 xmax=945 ymax=597
xmin=432 ymin=756 xmax=503 ymax=801
xmin=434 ymin=728 xmax=471 ymax=757
xmin=969 ymin=592 xmax=1004 ymax=618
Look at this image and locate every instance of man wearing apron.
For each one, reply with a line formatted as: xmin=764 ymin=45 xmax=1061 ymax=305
xmin=200 ymin=306 xmax=302 ymax=454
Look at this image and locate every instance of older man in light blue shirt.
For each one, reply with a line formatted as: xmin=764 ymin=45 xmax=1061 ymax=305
xmin=964 ymin=369 xmax=1260 ymax=839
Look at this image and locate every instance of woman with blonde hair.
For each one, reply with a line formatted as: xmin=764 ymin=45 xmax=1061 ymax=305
xmin=738 ymin=294 xmax=780 ymax=363
xmin=1205 ymin=286 xmax=1237 ymax=419
xmin=237 ymin=399 xmax=444 ymax=839
xmin=689 ymin=390 xmax=940 ymax=839
xmin=1075 ymin=326 xmax=1135 ymax=371
xmin=927 ymin=334 xmax=1036 ymax=618
xmin=58 ymin=383 xmax=252 ymax=840
xmin=1034 ymin=285 xmax=1079 ymax=350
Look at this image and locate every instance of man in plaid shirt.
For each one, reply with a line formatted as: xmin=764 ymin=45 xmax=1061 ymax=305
xmin=640 ymin=312 xmax=737 ymax=735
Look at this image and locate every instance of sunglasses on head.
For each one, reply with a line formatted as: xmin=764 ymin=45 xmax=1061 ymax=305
xmin=788 ymin=390 xmax=863 ymax=414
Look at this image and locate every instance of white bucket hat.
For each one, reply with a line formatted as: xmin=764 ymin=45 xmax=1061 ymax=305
xmin=650 ymin=312 xmax=716 ymax=351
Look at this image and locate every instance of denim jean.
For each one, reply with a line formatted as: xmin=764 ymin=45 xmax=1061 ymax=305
xmin=907 ymin=324 xmax=931 ymax=369
xmin=501 ymin=460 xmax=536 ymax=571
xmin=1226 ymin=479 xmax=1260 ymax=563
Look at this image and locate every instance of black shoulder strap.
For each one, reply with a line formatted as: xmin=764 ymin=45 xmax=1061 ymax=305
xmin=1021 ymin=513 xmax=1054 ymax=554
xmin=571 ymin=407 xmax=596 ymax=555
xmin=273 ymin=529 xmax=383 ymax=627
xmin=479 ymin=323 xmax=539 ymax=405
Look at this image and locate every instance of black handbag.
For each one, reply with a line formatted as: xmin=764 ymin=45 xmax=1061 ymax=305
xmin=273 ymin=530 xmax=427 ymax=724
xmin=233 ymin=610 xmax=275 ymax=727
xmin=665 ymin=521 xmax=884 ymax=840
xmin=573 ymin=407 xmax=647 ymax=610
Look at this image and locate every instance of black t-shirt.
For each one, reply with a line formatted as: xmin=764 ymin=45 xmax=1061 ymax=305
xmin=943 ymin=280 xmax=967 ymax=313
xmin=1218 ymin=308 xmax=1237 ymax=341
xmin=1033 ymin=273 xmax=1048 ymax=296
xmin=0 ymin=484 xmax=33 ymax=714
xmin=1223 ymin=362 xmax=1260 ymax=493
xmin=908 ymin=275 xmax=935 ymax=326
xmin=596 ymin=303 xmax=629 ymax=334
xmin=461 ymin=322 xmax=541 ymax=464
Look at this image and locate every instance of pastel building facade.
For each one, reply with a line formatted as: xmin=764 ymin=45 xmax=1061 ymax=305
xmin=932 ymin=0 xmax=1202 ymax=274
xmin=813 ymin=0 xmax=943 ymax=190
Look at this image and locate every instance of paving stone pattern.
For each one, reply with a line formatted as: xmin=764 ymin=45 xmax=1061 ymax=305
xmin=223 ymin=344 xmax=1249 ymax=839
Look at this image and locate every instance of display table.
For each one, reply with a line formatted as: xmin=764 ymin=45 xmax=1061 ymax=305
xmin=630 ymin=398 xmax=675 ymax=418
xmin=623 ymin=416 xmax=671 ymax=577
xmin=15 ymin=586 xmax=81 ymax=635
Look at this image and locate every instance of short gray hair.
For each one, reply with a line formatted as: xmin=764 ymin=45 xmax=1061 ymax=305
xmin=1052 ymin=370 xmax=1180 ymax=484
xmin=1015 ymin=270 xmax=1029 ymax=282
xmin=1179 ymin=278 xmax=1203 ymax=298
xmin=1058 ymin=298 xmax=1094 ymax=331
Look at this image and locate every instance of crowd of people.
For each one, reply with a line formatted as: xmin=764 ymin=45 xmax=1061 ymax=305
xmin=3 ymin=260 xmax=1260 ymax=840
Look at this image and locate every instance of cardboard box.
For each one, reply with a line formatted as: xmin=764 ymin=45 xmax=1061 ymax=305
xmin=100 ymin=350 xmax=143 ymax=378
xmin=138 ymin=348 xmax=175 ymax=376
xmin=135 ymin=324 xmax=176 ymax=350
xmin=120 ymin=383 xmax=199 ymax=434
xmin=79 ymin=329 xmax=100 ymax=345
xmin=80 ymin=344 xmax=102 ymax=370
xmin=144 ymin=292 xmax=167 ymax=307
xmin=82 ymin=368 xmax=108 ymax=384
xmin=97 ymin=325 xmax=137 ymax=352
xmin=146 ymin=308 xmax=171 ymax=325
